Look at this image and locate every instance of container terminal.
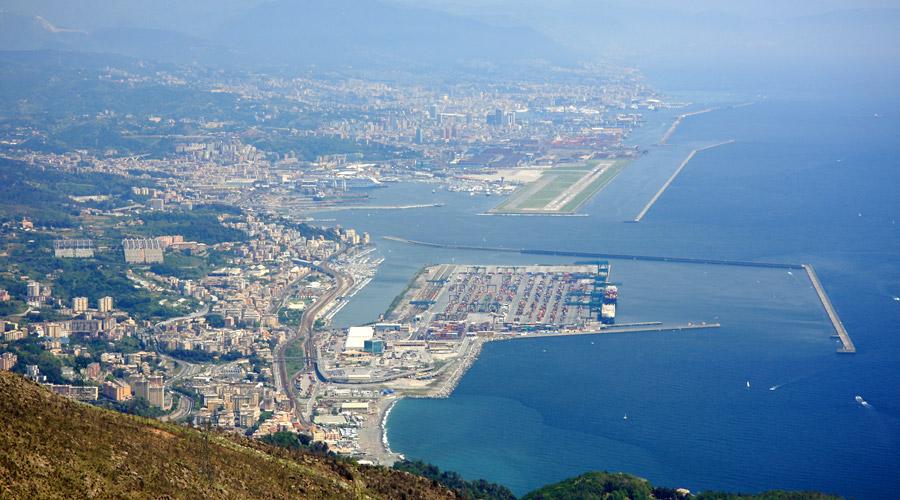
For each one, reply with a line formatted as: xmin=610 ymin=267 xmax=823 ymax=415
xmin=392 ymin=263 xmax=621 ymax=336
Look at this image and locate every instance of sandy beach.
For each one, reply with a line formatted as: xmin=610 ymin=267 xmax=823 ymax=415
xmin=358 ymin=337 xmax=486 ymax=464
xmin=357 ymin=396 xmax=403 ymax=465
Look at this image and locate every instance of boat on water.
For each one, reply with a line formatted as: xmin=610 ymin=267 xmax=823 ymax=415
xmin=746 ymin=381 xmax=751 ymax=389
xmin=623 ymin=413 xmax=628 ymax=420
xmin=855 ymin=395 xmax=870 ymax=407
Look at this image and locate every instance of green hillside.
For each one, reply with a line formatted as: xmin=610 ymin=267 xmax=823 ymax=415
xmin=0 ymin=371 xmax=844 ymax=499
xmin=523 ymin=471 xmax=841 ymax=500
xmin=0 ymin=371 xmax=455 ymax=499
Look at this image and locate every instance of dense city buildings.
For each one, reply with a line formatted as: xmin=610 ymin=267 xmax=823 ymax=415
xmin=53 ymin=239 xmax=95 ymax=258
xmin=0 ymin=352 xmax=16 ymax=371
xmin=123 ymin=238 xmax=165 ymax=264
xmin=0 ymin=57 xmax=665 ymax=454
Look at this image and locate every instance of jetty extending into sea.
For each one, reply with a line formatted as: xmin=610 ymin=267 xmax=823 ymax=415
xmin=659 ymin=107 xmax=716 ymax=145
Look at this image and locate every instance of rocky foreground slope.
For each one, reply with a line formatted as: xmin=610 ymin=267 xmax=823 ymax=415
xmin=0 ymin=371 xmax=454 ymax=499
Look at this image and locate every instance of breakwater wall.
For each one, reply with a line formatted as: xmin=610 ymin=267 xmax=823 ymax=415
xmin=659 ymin=108 xmax=716 ymax=145
xmin=383 ymin=235 xmax=802 ymax=269
xmin=803 ymin=264 xmax=855 ymax=353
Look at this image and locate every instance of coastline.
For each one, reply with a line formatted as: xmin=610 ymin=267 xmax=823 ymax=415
xmin=357 ymin=396 xmax=403 ymax=465
xmin=367 ymin=337 xmax=486 ymax=464
xmin=416 ymin=337 xmax=486 ymax=399
xmin=367 ymin=322 xmax=724 ymax=463
xmin=381 ymin=398 xmax=399 ymax=457
xmin=308 ymin=203 xmax=444 ymax=212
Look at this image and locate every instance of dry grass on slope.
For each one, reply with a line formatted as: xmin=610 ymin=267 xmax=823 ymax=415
xmin=0 ymin=372 xmax=456 ymax=499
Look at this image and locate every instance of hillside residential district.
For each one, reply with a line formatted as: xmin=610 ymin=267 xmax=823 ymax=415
xmin=0 ymin=63 xmax=682 ymax=464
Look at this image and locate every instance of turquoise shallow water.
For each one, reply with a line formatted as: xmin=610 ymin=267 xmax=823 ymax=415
xmin=324 ymin=94 xmax=900 ymax=498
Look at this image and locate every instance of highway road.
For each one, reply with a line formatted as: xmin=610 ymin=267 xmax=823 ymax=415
xmin=159 ymin=354 xmax=202 ymax=422
xmin=156 ymin=304 xmax=210 ymax=328
xmin=273 ymin=256 xmax=354 ymax=426
xmin=164 ymin=391 xmax=194 ymax=422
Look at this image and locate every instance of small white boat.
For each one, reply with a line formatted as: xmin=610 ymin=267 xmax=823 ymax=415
xmin=623 ymin=413 xmax=628 ymax=420
xmin=746 ymin=381 xmax=751 ymax=389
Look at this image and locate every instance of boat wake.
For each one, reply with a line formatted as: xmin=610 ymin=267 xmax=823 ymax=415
xmin=765 ymin=369 xmax=829 ymax=393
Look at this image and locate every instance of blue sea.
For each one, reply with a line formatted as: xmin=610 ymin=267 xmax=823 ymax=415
xmin=321 ymin=89 xmax=900 ymax=498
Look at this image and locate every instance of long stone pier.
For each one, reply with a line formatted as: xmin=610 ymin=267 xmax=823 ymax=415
xmin=659 ymin=108 xmax=716 ymax=145
xmin=803 ymin=264 xmax=856 ymax=353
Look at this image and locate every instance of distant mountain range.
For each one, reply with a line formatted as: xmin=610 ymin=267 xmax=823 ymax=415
xmin=3 ymin=0 xmax=898 ymax=90
xmin=220 ymin=0 xmax=567 ymax=69
xmin=0 ymin=0 xmax=570 ymax=71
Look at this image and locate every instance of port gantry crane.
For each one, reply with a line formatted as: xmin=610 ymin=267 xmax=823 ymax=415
xmin=566 ymin=260 xmax=618 ymax=320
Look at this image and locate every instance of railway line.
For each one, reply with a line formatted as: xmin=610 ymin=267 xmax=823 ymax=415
xmin=272 ymin=256 xmax=355 ymax=426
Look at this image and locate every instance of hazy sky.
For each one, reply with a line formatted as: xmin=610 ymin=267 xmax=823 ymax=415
xmin=406 ymin=0 xmax=900 ymax=18
xmin=407 ymin=1 xmax=900 ymax=69
xmin=3 ymin=0 xmax=898 ymax=91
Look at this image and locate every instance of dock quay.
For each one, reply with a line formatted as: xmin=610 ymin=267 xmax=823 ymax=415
xmin=309 ymin=203 xmax=444 ymax=212
xmin=490 ymin=322 xmax=721 ymax=341
xmin=606 ymin=321 xmax=663 ymax=328
xmin=803 ymin=264 xmax=855 ymax=353
xmin=632 ymin=139 xmax=735 ymax=223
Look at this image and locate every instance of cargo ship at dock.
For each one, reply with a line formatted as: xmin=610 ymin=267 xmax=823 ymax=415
xmin=601 ymin=285 xmax=618 ymax=324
